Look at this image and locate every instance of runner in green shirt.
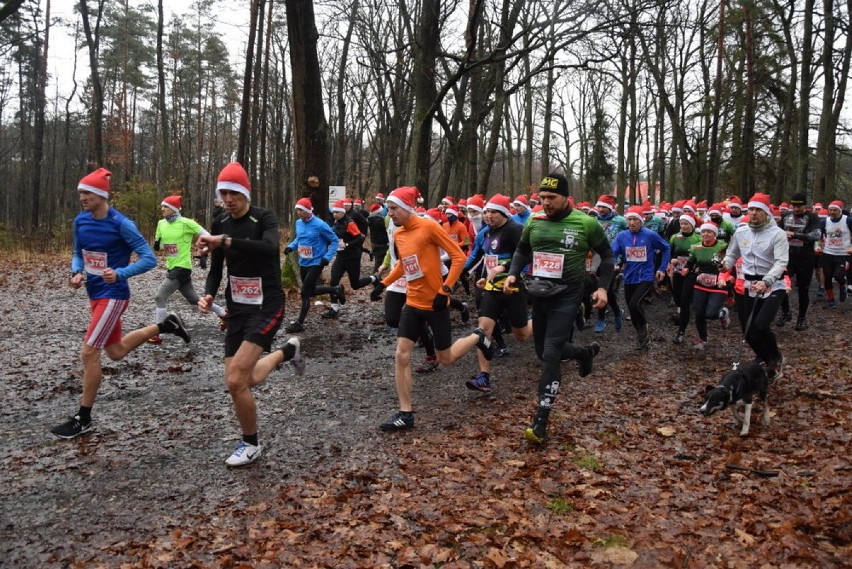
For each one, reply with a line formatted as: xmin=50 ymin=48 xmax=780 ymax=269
xmin=150 ymin=195 xmax=226 ymax=343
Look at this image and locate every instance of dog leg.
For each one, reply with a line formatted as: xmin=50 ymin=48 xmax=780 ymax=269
xmin=740 ymin=403 xmax=752 ymax=436
xmin=762 ymin=397 xmax=770 ymax=427
xmin=731 ymin=403 xmax=744 ymax=424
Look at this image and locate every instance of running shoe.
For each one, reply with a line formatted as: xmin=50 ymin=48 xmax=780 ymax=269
xmin=673 ymin=332 xmax=685 ymax=345
xmin=637 ymin=324 xmax=650 ymax=350
xmin=161 ymin=313 xmax=191 ymax=343
xmin=414 ymin=356 xmax=439 ymax=373
xmin=285 ymin=321 xmax=305 ymax=333
xmin=719 ymin=307 xmax=730 ymax=330
xmin=321 ymin=307 xmax=339 ymax=319
xmin=379 ymin=410 xmax=414 ymax=432
xmin=776 ymin=311 xmax=792 ymax=327
xmin=282 ymin=337 xmax=305 ymax=377
xmin=224 ymin=441 xmax=262 ymax=467
xmin=795 ymin=318 xmax=808 ymax=331
xmin=524 ymin=408 xmax=550 ymax=444
xmin=594 ymin=318 xmax=606 ymax=333
xmin=577 ymin=342 xmax=600 ymax=377
xmin=817 ymin=287 xmax=825 ymax=298
xmin=147 ymin=334 xmax=163 ymax=345
xmin=51 ymin=415 xmax=92 ymax=439
xmin=693 ymin=339 xmax=706 ymax=351
xmin=473 ymin=328 xmax=495 ymax=360
xmin=613 ymin=308 xmax=624 ymax=331
xmin=495 ymin=346 xmax=510 ymax=358
xmin=460 ymin=302 xmax=471 ymax=323
xmin=466 ymin=372 xmax=492 ymax=392
xmin=824 ymin=300 xmax=837 ymax=309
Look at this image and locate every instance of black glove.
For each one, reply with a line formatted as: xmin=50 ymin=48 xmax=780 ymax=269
xmin=370 ymin=281 xmax=386 ymax=301
xmin=321 ymin=258 xmax=330 ymax=267
xmin=432 ymin=293 xmax=449 ymax=311
xmin=198 ymin=255 xmax=208 ymax=269
xmin=284 ymin=246 xmax=293 ymax=255
xmin=153 ymin=239 xmax=161 ymax=252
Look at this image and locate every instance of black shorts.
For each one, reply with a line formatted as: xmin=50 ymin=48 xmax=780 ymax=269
xmin=397 ymin=304 xmax=452 ymax=351
xmin=478 ymin=289 xmax=529 ymax=329
xmin=224 ymin=304 xmax=284 ymax=357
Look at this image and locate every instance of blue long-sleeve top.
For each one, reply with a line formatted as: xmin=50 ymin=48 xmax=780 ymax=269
xmin=71 ymin=208 xmax=156 ymax=300
xmin=611 ymin=227 xmax=671 ymax=285
xmin=287 ymin=214 xmax=339 ymax=266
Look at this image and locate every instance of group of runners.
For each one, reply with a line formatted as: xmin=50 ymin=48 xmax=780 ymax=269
xmin=52 ymin=163 xmax=851 ymax=463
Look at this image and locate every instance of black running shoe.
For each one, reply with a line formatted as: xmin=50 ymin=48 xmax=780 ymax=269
xmin=473 ymin=328 xmax=494 ymax=360
xmin=524 ymin=408 xmax=549 ymax=444
xmin=777 ymin=312 xmax=792 ymax=327
xmin=51 ymin=415 xmax=91 ymax=439
xmin=321 ymin=307 xmax=339 ymax=319
xmin=285 ymin=321 xmax=305 ymax=333
xmin=161 ymin=312 xmax=191 ymax=343
xmin=578 ymin=342 xmax=600 ymax=378
xmin=379 ymin=411 xmax=414 ymax=432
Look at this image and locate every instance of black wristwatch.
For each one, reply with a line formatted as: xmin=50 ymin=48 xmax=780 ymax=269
xmin=441 ymin=284 xmax=452 ymax=294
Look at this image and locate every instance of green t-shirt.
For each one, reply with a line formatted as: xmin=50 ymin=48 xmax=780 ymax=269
xmin=155 ymin=216 xmax=204 ymax=270
xmin=522 ymin=208 xmax=608 ymax=285
xmin=688 ymin=239 xmax=728 ymax=273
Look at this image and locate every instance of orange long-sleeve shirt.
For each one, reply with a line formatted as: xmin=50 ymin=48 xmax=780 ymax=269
xmin=381 ymin=215 xmax=467 ymax=310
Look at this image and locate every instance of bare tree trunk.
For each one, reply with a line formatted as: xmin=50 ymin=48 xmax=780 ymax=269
xmin=249 ymin=0 xmax=266 ymax=197
xmin=79 ymin=0 xmax=105 ymax=167
xmin=30 ymin=0 xmax=50 ymax=230
xmin=812 ymin=0 xmax=835 ymax=202
xmin=772 ymin=0 xmax=797 ymax=201
xmin=797 ymin=0 xmax=815 ymax=194
xmin=237 ymin=0 xmax=260 ymax=166
xmin=156 ymin=0 xmax=169 ymax=185
xmin=286 ymin=0 xmax=330 ymax=216
xmin=407 ymin=0 xmax=440 ymax=200
xmin=707 ymin=0 xmax=725 ymax=203
xmin=334 ymin=0 xmax=359 ymax=187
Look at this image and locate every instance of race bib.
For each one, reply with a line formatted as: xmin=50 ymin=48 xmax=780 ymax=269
xmin=229 ymin=276 xmax=263 ymax=305
xmin=827 ymin=237 xmax=843 ymax=248
xmin=673 ymin=255 xmax=688 ymax=270
xmin=163 ymin=243 xmax=178 ymax=257
xmin=484 ymin=254 xmax=499 ymax=272
xmin=532 ymin=251 xmax=564 ymax=278
xmin=82 ymin=250 xmax=108 ymax=275
xmin=626 ymin=246 xmax=647 ymax=262
xmin=696 ymin=273 xmax=718 ymax=288
xmin=297 ymin=245 xmax=313 ymax=259
xmin=402 ymin=254 xmax=424 ymax=281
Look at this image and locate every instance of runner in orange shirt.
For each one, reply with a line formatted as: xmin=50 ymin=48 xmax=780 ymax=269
xmin=370 ymin=186 xmax=494 ymax=432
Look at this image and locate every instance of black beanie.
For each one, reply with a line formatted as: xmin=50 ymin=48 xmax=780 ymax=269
xmin=538 ymin=173 xmax=570 ymax=196
xmin=790 ymin=192 xmax=807 ymax=206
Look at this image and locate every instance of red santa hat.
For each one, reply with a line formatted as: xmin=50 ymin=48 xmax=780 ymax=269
xmin=728 ymin=196 xmax=743 ymax=209
xmin=671 ymin=200 xmax=685 ymax=213
xmin=369 ymin=204 xmax=381 ymax=213
xmin=484 ymin=194 xmax=512 ymax=217
xmin=679 ymin=213 xmax=697 ymax=227
xmin=828 ymin=200 xmax=844 ymax=211
xmin=530 ymin=192 xmax=540 ymax=204
xmin=216 ymin=162 xmax=251 ymax=202
xmin=77 ymin=167 xmax=112 ymax=198
xmin=331 ymin=199 xmax=346 ymax=213
xmin=699 ymin=221 xmax=719 ymax=235
xmin=441 ymin=196 xmax=455 ymax=206
xmin=458 ymin=198 xmax=468 ymax=208
xmin=624 ymin=206 xmax=644 ymax=220
xmin=375 ymin=192 xmax=386 ymax=202
xmin=466 ymin=195 xmax=485 ymax=212
xmin=641 ymin=200 xmax=655 ymax=215
xmin=596 ymin=194 xmax=617 ymax=211
xmin=445 ymin=207 xmax=459 ymax=218
xmin=747 ymin=193 xmax=772 ymax=215
xmin=387 ymin=186 xmax=419 ymax=212
xmin=682 ymin=200 xmax=697 ymax=214
xmin=295 ymin=197 xmax=313 ymax=213
xmin=424 ymin=207 xmax=443 ymax=222
xmin=707 ymin=203 xmax=724 ymax=216
xmin=161 ymin=195 xmax=182 ymax=213
xmin=512 ymin=195 xmax=529 ymax=209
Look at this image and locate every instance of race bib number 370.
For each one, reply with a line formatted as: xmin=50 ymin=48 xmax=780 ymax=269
xmin=532 ymin=251 xmax=564 ymax=278
xmin=82 ymin=250 xmax=108 ymax=275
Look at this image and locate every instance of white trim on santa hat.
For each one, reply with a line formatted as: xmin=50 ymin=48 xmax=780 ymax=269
xmin=699 ymin=222 xmax=719 ymax=234
xmin=387 ymin=196 xmax=414 ymax=212
xmin=77 ymin=183 xmax=109 ymax=199
xmin=484 ymin=200 xmax=511 ymax=217
xmin=747 ymin=198 xmax=772 ymax=215
xmin=216 ymin=181 xmax=251 ymax=202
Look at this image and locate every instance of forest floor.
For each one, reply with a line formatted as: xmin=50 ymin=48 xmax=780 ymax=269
xmin=0 ymin=254 xmax=849 ymax=568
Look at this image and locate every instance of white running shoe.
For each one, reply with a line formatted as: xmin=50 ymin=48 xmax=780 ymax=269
xmin=224 ymin=440 xmax=262 ymax=467
xmin=287 ymin=337 xmax=306 ymax=377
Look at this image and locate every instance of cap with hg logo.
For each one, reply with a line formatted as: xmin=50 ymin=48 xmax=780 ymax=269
xmin=538 ymin=173 xmax=569 ymax=196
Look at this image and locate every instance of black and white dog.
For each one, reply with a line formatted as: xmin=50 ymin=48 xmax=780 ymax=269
xmin=700 ymin=363 xmax=770 ymax=436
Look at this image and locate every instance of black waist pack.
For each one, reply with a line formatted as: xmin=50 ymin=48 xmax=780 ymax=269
xmin=526 ymin=278 xmax=569 ymax=298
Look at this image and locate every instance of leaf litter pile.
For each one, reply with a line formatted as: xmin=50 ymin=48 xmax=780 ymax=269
xmin=0 ymin=256 xmax=848 ymax=567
